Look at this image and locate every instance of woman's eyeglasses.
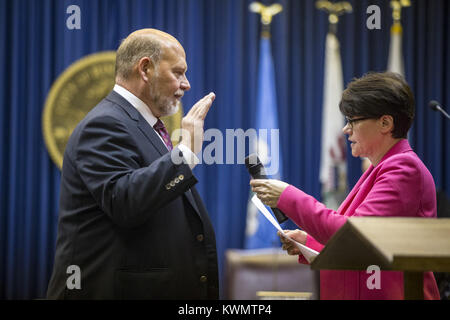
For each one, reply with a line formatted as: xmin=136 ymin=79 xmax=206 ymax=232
xmin=345 ymin=117 xmax=374 ymax=129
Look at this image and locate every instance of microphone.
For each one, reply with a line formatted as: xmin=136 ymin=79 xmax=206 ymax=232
xmin=245 ymin=154 xmax=288 ymax=223
xmin=429 ymin=100 xmax=450 ymax=120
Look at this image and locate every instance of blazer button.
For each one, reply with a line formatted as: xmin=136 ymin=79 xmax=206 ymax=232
xmin=178 ymin=174 xmax=184 ymax=181
xmin=174 ymin=178 xmax=180 ymax=184
xmin=196 ymin=234 xmax=204 ymax=242
xmin=170 ymin=181 xmax=176 ymax=187
xmin=200 ymin=275 xmax=207 ymax=283
xmin=165 ymin=184 xmax=171 ymax=190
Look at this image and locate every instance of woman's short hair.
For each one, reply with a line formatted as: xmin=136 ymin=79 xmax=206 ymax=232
xmin=339 ymin=72 xmax=415 ymax=139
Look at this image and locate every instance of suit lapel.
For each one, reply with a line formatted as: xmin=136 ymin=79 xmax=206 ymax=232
xmin=141 ymin=118 xmax=201 ymax=217
xmin=338 ymin=165 xmax=374 ymax=215
xmin=134 ymin=111 xmax=202 ymax=218
xmin=137 ymin=117 xmax=168 ymax=156
xmin=105 ymin=90 xmax=202 ymax=218
xmin=106 ymin=90 xmax=168 ymax=156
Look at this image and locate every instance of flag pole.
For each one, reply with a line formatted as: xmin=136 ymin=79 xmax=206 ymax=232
xmin=316 ymin=0 xmax=352 ymax=33
xmin=249 ymin=2 xmax=283 ymax=38
xmin=316 ymin=1 xmax=352 ymax=208
xmin=388 ymin=0 xmax=411 ymax=74
xmin=246 ymin=3 xmax=286 ymax=292
xmin=244 ymin=2 xmax=284 ymax=251
xmin=391 ymin=0 xmax=411 ymax=25
xmin=249 ymin=2 xmax=283 ymax=26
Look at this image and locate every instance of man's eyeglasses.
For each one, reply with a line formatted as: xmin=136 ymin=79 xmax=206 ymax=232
xmin=345 ymin=117 xmax=374 ymax=129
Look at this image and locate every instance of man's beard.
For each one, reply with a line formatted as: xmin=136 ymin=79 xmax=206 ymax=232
xmin=150 ymin=83 xmax=180 ymax=117
xmin=155 ymin=96 xmax=179 ymax=117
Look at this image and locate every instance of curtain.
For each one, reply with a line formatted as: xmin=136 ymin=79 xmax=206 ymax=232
xmin=1 ymin=0 xmax=449 ymax=299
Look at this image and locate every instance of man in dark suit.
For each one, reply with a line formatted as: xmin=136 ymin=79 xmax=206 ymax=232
xmin=47 ymin=29 xmax=219 ymax=299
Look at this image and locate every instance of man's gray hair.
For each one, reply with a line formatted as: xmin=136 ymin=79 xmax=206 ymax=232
xmin=115 ymin=34 xmax=162 ymax=80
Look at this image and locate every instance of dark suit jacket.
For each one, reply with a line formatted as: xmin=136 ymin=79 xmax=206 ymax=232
xmin=47 ymin=91 xmax=219 ymax=299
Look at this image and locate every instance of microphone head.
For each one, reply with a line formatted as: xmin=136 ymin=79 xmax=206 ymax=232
xmin=245 ymin=153 xmax=267 ymax=179
xmin=429 ymin=100 xmax=440 ymax=111
xmin=245 ymin=153 xmax=261 ymax=169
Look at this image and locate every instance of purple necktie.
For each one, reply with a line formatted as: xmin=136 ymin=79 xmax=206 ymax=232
xmin=153 ymin=119 xmax=173 ymax=151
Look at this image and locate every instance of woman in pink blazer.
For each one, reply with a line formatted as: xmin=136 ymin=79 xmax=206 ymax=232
xmin=251 ymin=72 xmax=440 ymax=300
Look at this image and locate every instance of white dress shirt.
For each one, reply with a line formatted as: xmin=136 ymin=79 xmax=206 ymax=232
xmin=113 ymin=84 xmax=199 ymax=169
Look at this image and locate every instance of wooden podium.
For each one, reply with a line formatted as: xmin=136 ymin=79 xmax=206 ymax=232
xmin=310 ymin=217 xmax=450 ymax=299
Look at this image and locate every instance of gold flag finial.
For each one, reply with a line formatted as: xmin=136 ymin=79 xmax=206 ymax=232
xmin=390 ymin=0 xmax=411 ymax=23
xmin=249 ymin=2 xmax=283 ymax=26
xmin=316 ymin=0 xmax=352 ymax=24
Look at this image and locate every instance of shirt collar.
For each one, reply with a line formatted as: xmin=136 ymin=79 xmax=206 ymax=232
xmin=113 ymin=84 xmax=158 ymax=127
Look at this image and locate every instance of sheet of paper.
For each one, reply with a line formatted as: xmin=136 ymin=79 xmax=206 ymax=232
xmin=251 ymin=195 xmax=319 ymax=263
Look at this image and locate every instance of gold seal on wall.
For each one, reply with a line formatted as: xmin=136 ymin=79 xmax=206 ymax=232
xmin=42 ymin=51 xmax=183 ymax=170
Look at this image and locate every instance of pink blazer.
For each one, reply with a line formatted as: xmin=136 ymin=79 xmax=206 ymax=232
xmin=277 ymin=139 xmax=440 ymax=300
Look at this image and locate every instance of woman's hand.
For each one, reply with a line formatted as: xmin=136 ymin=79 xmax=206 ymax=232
xmin=278 ymin=229 xmax=307 ymax=256
xmin=250 ymin=179 xmax=290 ymax=207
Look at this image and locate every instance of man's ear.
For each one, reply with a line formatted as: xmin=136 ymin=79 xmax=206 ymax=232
xmin=137 ymin=57 xmax=154 ymax=82
xmin=380 ymin=115 xmax=394 ymax=134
